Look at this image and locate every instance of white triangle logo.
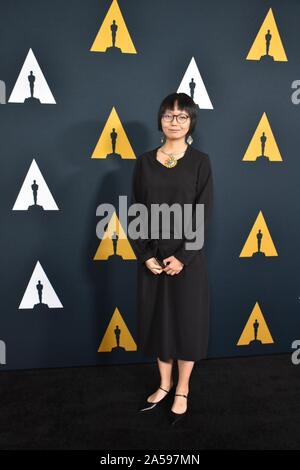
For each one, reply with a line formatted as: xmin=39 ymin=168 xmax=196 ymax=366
xmin=177 ymin=56 xmax=213 ymax=109
xmin=8 ymin=48 xmax=56 ymax=104
xmin=13 ymin=159 xmax=59 ymax=211
xmin=19 ymin=261 xmax=63 ymax=309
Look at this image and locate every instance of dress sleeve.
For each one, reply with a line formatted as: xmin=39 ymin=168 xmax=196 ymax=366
xmin=129 ymin=156 xmax=156 ymax=264
xmin=173 ymin=154 xmax=213 ymax=266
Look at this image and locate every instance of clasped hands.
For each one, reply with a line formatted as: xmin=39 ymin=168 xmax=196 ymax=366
xmin=145 ymin=256 xmax=184 ymax=275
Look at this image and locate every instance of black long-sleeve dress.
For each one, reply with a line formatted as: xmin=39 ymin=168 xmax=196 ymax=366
xmin=129 ymin=144 xmax=213 ymax=361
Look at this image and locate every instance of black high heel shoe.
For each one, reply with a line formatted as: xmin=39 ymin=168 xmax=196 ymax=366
xmin=169 ymin=393 xmax=188 ymax=425
xmin=138 ymin=385 xmax=173 ymax=412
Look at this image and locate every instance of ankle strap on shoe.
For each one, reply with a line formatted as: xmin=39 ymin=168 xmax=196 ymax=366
xmin=159 ymin=386 xmax=170 ymax=393
xmin=175 ymin=393 xmax=188 ymax=398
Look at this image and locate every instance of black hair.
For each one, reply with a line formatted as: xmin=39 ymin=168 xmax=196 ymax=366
xmin=157 ymin=92 xmax=198 ymax=134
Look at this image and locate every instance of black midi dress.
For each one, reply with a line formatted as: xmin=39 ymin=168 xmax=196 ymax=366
xmin=129 ymin=144 xmax=213 ymax=362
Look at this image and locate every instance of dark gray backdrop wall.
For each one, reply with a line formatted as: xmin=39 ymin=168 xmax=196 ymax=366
xmin=0 ymin=0 xmax=299 ymax=370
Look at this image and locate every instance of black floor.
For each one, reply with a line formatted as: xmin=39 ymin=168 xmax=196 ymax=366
xmin=0 ymin=354 xmax=299 ymax=450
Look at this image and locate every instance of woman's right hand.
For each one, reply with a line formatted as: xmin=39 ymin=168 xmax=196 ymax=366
xmin=144 ymin=257 xmax=164 ymax=275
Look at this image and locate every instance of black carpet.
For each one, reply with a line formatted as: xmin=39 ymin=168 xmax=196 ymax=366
xmin=0 ymin=354 xmax=299 ymax=450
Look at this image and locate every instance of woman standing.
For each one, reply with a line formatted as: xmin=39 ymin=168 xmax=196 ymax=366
xmin=130 ymin=92 xmax=213 ymax=425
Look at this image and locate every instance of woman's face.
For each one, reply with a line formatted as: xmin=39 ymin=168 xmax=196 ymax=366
xmin=161 ymin=102 xmax=191 ymax=142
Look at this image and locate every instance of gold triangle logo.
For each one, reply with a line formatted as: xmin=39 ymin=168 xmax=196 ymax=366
xmin=98 ymin=307 xmax=137 ymax=352
xmin=94 ymin=211 xmax=137 ymax=261
xmin=90 ymin=0 xmax=137 ymax=53
xmin=237 ymin=302 xmax=274 ymax=345
xmin=91 ymin=107 xmax=136 ymax=159
xmin=243 ymin=112 xmax=283 ymax=162
xmin=246 ymin=8 xmax=287 ymax=62
xmin=239 ymin=211 xmax=278 ymax=258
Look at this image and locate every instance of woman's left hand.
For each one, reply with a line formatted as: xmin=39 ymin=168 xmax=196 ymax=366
xmin=162 ymin=256 xmax=184 ymax=275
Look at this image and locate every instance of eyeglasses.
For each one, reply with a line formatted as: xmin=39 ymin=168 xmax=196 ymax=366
xmin=162 ymin=113 xmax=190 ymax=124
